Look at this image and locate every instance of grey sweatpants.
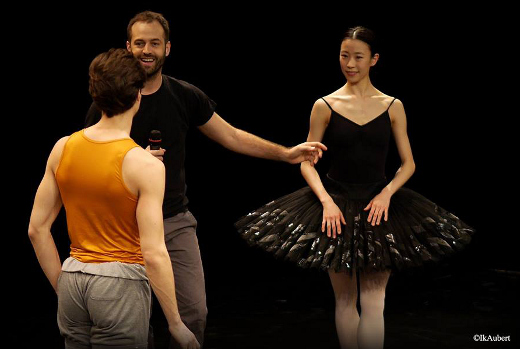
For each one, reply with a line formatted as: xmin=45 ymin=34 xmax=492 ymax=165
xmin=57 ymin=271 xmax=151 ymax=349
xmin=164 ymin=211 xmax=207 ymax=349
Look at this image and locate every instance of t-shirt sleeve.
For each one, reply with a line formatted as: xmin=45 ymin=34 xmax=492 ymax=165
xmin=185 ymin=84 xmax=217 ymax=127
xmin=85 ymin=103 xmax=102 ymax=127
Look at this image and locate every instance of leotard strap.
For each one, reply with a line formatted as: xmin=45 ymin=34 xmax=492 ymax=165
xmin=387 ymin=98 xmax=397 ymax=111
xmin=321 ymin=97 xmax=333 ymax=110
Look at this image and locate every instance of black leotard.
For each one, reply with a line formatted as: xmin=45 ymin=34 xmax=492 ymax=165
xmin=322 ymin=97 xmax=396 ymax=184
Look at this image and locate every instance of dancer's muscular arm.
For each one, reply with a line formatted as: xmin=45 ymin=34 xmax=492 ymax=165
xmin=300 ymin=99 xmax=346 ymax=239
xmin=198 ymin=112 xmax=327 ymax=165
xmin=28 ymin=137 xmax=68 ymax=294
xmin=125 ymin=148 xmax=200 ymax=349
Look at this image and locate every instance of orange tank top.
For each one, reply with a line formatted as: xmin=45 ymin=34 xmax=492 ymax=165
xmin=56 ymin=130 xmax=143 ymax=265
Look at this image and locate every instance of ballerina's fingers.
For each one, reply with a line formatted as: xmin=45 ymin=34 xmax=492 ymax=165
xmin=333 ymin=216 xmax=339 ymax=238
xmin=365 ymin=201 xmax=375 ymax=222
xmin=375 ymin=206 xmax=385 ymax=226
xmin=337 ymin=212 xmax=346 ymax=236
xmin=378 ymin=207 xmax=389 ymax=224
xmin=371 ymin=205 xmax=389 ymax=226
xmin=322 ymin=218 xmax=332 ymax=237
xmin=322 ymin=216 xmax=343 ymax=238
xmin=375 ymin=206 xmax=384 ymax=225
xmin=329 ymin=218 xmax=337 ymax=238
xmin=367 ymin=204 xmax=378 ymax=226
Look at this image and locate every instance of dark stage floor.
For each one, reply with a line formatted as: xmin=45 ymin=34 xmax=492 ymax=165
xmin=10 ymin=263 xmax=518 ymax=349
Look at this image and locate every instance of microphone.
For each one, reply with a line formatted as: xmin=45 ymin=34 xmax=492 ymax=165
xmin=149 ymin=130 xmax=162 ymax=150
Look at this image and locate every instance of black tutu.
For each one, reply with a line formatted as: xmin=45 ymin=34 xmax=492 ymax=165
xmin=235 ymin=175 xmax=475 ymax=275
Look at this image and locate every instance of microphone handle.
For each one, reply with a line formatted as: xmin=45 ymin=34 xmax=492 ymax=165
xmin=149 ymin=141 xmax=161 ymax=150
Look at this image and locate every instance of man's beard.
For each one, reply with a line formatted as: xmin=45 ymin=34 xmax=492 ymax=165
xmin=142 ymin=55 xmax=166 ymax=79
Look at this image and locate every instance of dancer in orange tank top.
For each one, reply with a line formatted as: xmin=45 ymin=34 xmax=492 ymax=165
xmin=28 ymin=48 xmax=199 ymax=349
xmin=56 ymin=129 xmax=143 ymax=265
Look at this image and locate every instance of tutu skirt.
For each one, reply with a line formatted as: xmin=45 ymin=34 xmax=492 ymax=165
xmin=235 ymin=175 xmax=475 ymax=275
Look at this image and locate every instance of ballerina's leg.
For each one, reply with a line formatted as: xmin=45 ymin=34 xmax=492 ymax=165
xmin=329 ymin=270 xmax=360 ymax=349
xmin=358 ymin=269 xmax=391 ymax=349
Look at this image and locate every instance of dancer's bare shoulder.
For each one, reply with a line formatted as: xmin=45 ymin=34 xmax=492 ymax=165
xmin=311 ymin=97 xmax=334 ymax=125
xmin=123 ymin=147 xmax=165 ymax=196
xmin=49 ymin=136 xmax=70 ymax=174
xmin=125 ymin=147 xmax=164 ymax=174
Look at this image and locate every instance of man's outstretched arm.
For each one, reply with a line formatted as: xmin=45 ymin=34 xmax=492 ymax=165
xmin=198 ymin=113 xmax=327 ymax=165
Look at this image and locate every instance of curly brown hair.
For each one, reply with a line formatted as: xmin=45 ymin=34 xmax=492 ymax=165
xmin=88 ymin=48 xmax=146 ymax=118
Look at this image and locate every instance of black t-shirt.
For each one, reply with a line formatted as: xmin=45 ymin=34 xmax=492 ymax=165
xmin=85 ymin=75 xmax=216 ymax=218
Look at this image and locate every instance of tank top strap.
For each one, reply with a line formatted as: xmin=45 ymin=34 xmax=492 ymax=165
xmin=321 ymin=97 xmax=333 ymax=110
xmin=386 ymin=98 xmax=397 ymax=111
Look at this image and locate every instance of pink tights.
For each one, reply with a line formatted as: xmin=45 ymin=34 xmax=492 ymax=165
xmin=329 ymin=269 xmax=391 ymax=349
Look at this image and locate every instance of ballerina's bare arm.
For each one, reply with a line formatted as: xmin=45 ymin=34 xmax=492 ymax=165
xmin=365 ymin=99 xmax=416 ymax=226
xmin=300 ymin=99 xmax=346 ymax=239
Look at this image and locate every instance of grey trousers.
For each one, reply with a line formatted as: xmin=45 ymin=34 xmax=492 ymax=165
xmin=164 ymin=211 xmax=207 ymax=349
xmin=57 ymin=272 xmax=151 ymax=349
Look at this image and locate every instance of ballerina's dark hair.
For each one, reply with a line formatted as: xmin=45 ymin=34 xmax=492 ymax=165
xmin=342 ymin=26 xmax=379 ymax=57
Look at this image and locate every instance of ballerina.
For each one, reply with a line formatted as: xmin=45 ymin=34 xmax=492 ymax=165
xmin=235 ymin=26 xmax=475 ymax=349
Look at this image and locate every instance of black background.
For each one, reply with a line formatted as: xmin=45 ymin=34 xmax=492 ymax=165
xmin=9 ymin=3 xmax=512 ymax=348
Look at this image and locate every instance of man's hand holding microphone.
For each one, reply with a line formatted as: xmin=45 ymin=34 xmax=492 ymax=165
xmin=146 ymin=130 xmax=166 ymax=161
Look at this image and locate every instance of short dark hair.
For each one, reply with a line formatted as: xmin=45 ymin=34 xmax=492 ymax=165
xmin=127 ymin=11 xmax=170 ymax=43
xmin=343 ymin=26 xmax=379 ymax=57
xmin=88 ymin=48 xmax=146 ymax=118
